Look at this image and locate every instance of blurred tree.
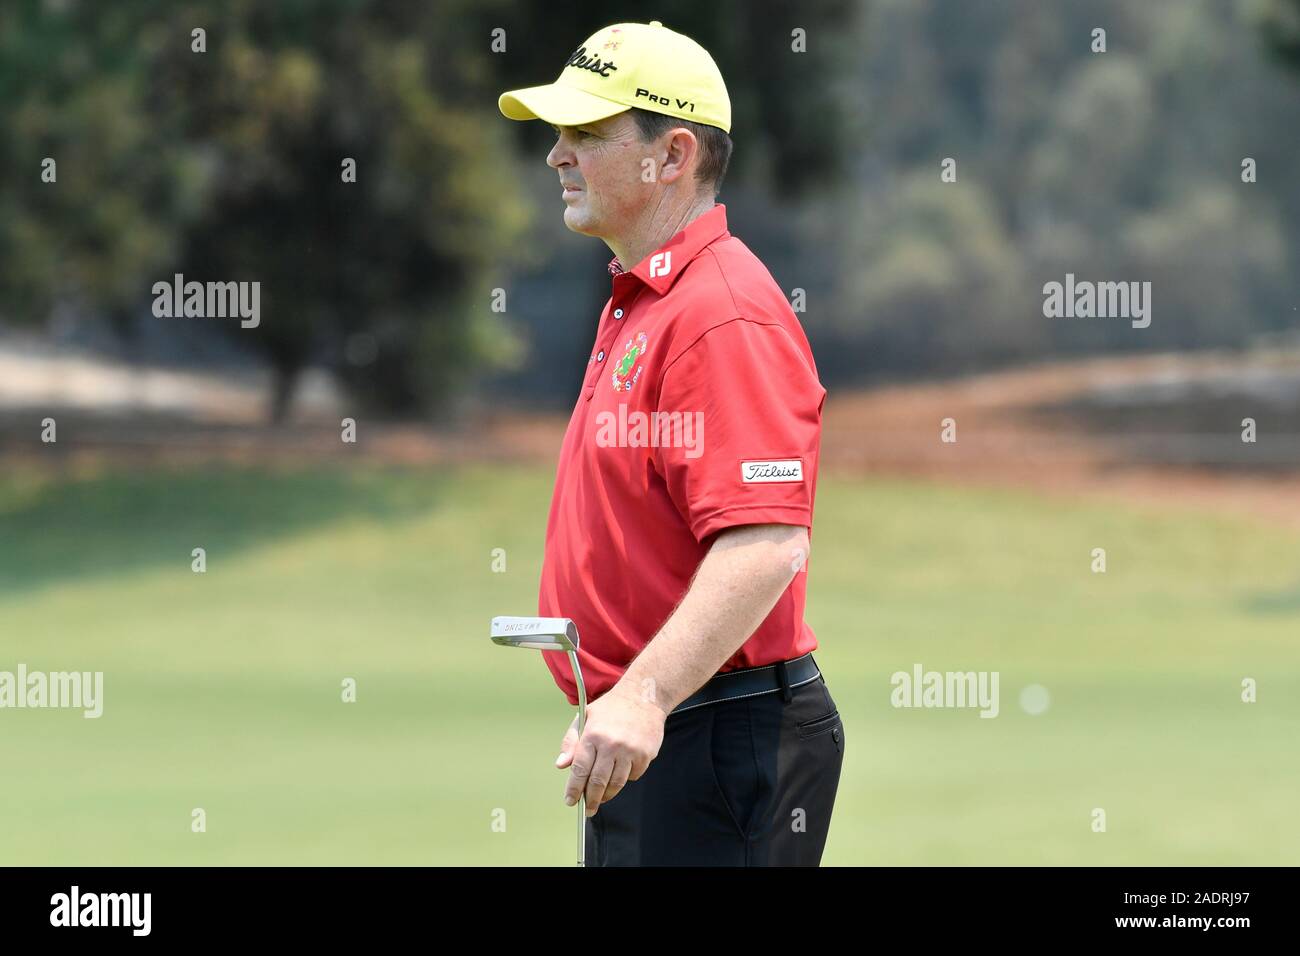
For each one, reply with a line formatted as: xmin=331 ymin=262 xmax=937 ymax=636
xmin=1260 ymin=0 xmax=1300 ymax=67
xmin=155 ymin=0 xmax=531 ymax=421
xmin=836 ymin=170 xmax=1034 ymax=376
xmin=1123 ymin=189 xmax=1285 ymax=350
xmin=5 ymin=0 xmax=1297 ymax=407
xmin=822 ymin=0 xmax=1299 ymax=381
xmin=0 ymin=0 xmax=185 ymax=331
xmin=0 ymin=0 xmax=531 ymax=421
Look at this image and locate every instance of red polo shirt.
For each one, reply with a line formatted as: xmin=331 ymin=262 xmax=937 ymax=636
xmin=538 ymin=203 xmax=826 ymax=706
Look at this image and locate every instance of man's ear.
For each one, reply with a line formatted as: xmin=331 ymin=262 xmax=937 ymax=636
xmin=660 ymin=128 xmax=702 ymax=184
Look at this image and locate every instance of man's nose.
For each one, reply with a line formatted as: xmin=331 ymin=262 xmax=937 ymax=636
xmin=547 ymin=137 xmax=573 ymax=170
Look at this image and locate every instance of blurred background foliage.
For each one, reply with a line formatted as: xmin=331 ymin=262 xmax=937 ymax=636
xmin=0 ymin=0 xmax=1296 ymax=419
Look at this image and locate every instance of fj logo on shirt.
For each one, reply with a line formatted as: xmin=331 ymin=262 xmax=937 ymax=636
xmin=649 ymin=252 xmax=672 ymax=278
xmin=611 ymin=332 xmax=649 ymax=392
xmin=741 ymin=459 xmax=804 ymax=483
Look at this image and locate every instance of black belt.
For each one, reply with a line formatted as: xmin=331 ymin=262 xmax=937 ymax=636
xmin=669 ymin=652 xmax=821 ymax=716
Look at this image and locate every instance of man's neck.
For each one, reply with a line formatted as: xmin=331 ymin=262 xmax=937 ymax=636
xmin=608 ymin=196 xmax=716 ymax=272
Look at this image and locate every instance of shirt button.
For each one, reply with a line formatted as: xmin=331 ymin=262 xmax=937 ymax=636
xmin=613 ymin=308 xmax=624 ymax=319
xmin=597 ymin=350 xmax=605 ymax=362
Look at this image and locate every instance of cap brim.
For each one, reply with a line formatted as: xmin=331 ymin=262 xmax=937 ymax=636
xmin=498 ymin=83 xmax=631 ymax=126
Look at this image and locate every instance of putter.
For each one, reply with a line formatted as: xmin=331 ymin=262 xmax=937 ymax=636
xmin=489 ymin=616 xmax=587 ymax=866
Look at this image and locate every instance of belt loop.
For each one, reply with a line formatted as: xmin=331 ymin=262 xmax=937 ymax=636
xmin=776 ymin=660 xmax=793 ymax=703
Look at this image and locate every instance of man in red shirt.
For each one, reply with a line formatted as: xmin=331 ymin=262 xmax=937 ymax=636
xmin=499 ymin=20 xmax=844 ymax=865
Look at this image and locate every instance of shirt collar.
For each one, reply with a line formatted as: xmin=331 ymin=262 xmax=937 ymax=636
xmin=606 ymin=204 xmax=730 ymax=295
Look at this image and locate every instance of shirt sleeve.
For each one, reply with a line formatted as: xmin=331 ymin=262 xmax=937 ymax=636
xmin=651 ymin=317 xmax=825 ymax=544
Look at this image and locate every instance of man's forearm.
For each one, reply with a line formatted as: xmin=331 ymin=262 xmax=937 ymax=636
xmin=617 ymin=523 xmax=809 ymax=714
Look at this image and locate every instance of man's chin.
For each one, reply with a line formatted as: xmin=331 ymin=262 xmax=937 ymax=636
xmin=562 ymin=208 xmax=599 ymax=236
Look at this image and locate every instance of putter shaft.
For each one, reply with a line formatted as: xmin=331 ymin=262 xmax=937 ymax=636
xmin=570 ymin=647 xmax=587 ymax=867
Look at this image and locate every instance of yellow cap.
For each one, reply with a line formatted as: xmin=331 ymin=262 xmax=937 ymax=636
xmin=499 ymin=21 xmax=731 ymax=133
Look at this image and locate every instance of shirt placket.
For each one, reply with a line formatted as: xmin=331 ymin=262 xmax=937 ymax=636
xmin=583 ymin=275 xmax=638 ymax=401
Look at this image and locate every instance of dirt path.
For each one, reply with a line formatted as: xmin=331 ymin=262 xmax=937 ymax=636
xmin=816 ymin=351 xmax=1300 ymax=529
xmin=3 ymin=346 xmax=1297 ymax=530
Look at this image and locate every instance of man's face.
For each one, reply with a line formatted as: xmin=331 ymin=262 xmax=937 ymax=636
xmin=546 ymin=113 xmax=651 ymax=237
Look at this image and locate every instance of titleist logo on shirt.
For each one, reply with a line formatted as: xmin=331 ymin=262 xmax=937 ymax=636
xmin=740 ymin=460 xmax=803 ymax=483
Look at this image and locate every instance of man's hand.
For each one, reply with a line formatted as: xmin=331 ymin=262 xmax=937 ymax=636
xmin=552 ymin=523 xmax=808 ymax=816
xmin=556 ymin=681 xmax=668 ymax=815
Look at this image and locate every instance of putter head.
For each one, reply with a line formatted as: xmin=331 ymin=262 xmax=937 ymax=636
xmin=490 ymin=616 xmax=579 ymax=652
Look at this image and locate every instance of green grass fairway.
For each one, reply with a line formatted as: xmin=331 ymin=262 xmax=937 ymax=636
xmin=1 ymin=463 xmax=1296 ymax=865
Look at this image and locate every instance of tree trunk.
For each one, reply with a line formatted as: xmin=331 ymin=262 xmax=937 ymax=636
xmin=267 ymin=363 xmax=300 ymax=424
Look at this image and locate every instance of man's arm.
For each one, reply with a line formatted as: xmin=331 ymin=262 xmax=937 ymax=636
xmin=557 ymin=522 xmax=810 ymax=815
xmin=623 ymin=522 xmax=810 ymax=713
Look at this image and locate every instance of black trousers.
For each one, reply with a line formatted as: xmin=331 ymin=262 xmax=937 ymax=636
xmin=584 ymin=664 xmax=845 ymax=866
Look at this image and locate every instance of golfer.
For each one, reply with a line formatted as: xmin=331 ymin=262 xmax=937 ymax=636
xmin=498 ymin=20 xmax=843 ymax=866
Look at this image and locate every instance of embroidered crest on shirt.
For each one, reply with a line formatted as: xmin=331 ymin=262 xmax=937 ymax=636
xmin=611 ymin=332 xmax=650 ymax=392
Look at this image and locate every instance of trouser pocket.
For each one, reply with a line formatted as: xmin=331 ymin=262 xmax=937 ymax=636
xmin=709 ymin=701 xmax=762 ymax=840
xmin=795 ymin=680 xmax=843 ymax=753
xmin=797 ymin=709 xmax=841 ymax=738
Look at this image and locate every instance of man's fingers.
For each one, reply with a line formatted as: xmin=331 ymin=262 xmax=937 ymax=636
xmin=563 ymin=737 xmax=597 ymax=807
xmin=555 ymin=715 xmax=580 ymax=769
xmin=601 ymin=756 xmax=632 ymax=805
xmin=581 ymin=750 xmax=617 ymax=815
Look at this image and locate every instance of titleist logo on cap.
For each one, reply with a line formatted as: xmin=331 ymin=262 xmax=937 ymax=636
xmin=565 ymin=46 xmax=619 ymax=77
xmin=741 ymin=460 xmax=804 ymax=483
